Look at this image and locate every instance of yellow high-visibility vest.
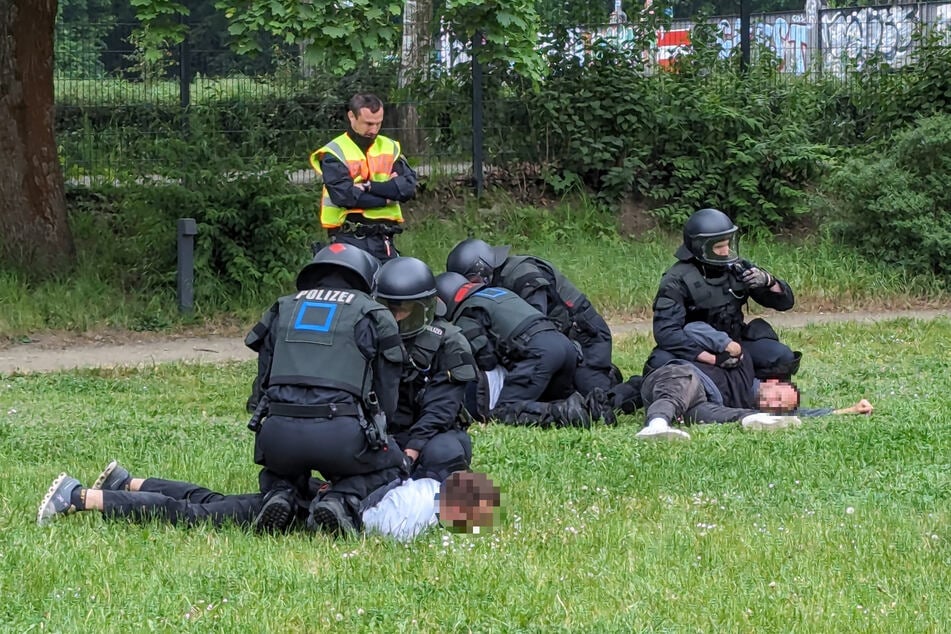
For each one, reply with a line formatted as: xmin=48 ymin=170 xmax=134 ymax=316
xmin=309 ymin=133 xmax=404 ymax=229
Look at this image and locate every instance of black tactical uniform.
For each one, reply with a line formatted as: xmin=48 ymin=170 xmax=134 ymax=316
xmin=446 ymin=239 xmax=618 ymax=394
xmin=645 ymin=208 xmax=801 ymax=380
xmin=375 ymin=257 xmax=478 ymax=481
xmin=435 ymin=272 xmax=580 ymax=412
xmin=245 ymin=244 xmax=407 ymax=528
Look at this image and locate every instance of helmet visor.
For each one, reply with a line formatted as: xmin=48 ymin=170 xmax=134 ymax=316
xmin=694 ymin=232 xmax=739 ymax=265
xmin=379 ymin=296 xmax=437 ymax=338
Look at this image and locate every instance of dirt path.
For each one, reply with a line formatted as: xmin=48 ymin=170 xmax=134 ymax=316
xmin=0 ymin=308 xmax=945 ymax=375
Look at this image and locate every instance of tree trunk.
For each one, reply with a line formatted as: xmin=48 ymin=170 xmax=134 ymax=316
xmin=0 ymin=0 xmax=75 ymax=276
xmin=397 ymin=0 xmax=433 ymax=156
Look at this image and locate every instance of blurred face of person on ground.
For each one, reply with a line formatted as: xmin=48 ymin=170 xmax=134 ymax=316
xmin=348 ymin=107 xmax=383 ymax=140
xmin=757 ymin=379 xmax=800 ymax=413
xmin=438 ymin=472 xmax=501 ymax=534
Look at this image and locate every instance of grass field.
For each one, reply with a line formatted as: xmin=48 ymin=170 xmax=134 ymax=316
xmin=2 ymin=317 xmax=948 ymax=632
xmin=2 ymin=201 xmax=947 ymax=339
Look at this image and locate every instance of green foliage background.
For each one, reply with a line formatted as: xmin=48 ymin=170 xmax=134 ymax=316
xmin=42 ymin=2 xmax=951 ymax=326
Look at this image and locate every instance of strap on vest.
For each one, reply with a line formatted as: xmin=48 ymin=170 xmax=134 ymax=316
xmin=267 ymin=402 xmax=362 ymax=419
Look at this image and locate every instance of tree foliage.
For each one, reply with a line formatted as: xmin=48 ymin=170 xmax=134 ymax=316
xmin=127 ymin=0 xmax=545 ymax=80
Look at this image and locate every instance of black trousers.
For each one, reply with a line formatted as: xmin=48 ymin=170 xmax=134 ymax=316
xmin=101 ymin=478 xmax=263 ymax=527
xmin=255 ymin=414 xmax=405 ymax=502
xmin=395 ymin=429 xmax=472 ymax=482
xmin=640 ymin=364 xmax=758 ymax=425
xmin=327 ymin=228 xmax=399 ymax=262
xmin=498 ymin=330 xmax=578 ymax=405
xmin=567 ymin=303 xmax=616 ymax=394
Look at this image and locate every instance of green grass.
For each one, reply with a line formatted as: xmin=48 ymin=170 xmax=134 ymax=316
xmin=1 ymin=200 xmax=947 ymax=341
xmin=2 ymin=318 xmax=949 ymax=632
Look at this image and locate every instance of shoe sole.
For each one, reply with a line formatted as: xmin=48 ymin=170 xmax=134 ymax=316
xmin=37 ymin=473 xmax=70 ymax=526
xmin=253 ymin=496 xmax=293 ymax=533
xmin=635 ymin=429 xmax=691 ymax=441
xmin=91 ymin=460 xmax=119 ymax=490
xmin=742 ymin=416 xmax=803 ymax=431
xmin=309 ymin=505 xmax=355 ymax=536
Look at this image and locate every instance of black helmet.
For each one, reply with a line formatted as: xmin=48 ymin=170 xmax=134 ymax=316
xmin=375 ymin=257 xmax=439 ymax=339
xmin=296 ymin=243 xmax=380 ymax=293
xmin=446 ymin=238 xmax=511 ymax=284
xmin=435 ymin=271 xmax=483 ymax=318
xmin=674 ymin=208 xmax=739 ymax=266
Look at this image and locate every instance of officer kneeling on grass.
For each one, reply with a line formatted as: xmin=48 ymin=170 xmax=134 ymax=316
xmin=644 ymin=208 xmax=801 ymax=381
xmin=446 ymin=238 xmax=620 ymax=395
xmin=373 ymin=256 xmax=478 ymax=482
xmin=434 ymin=272 xmax=614 ymax=428
xmin=244 ymin=243 xmax=409 ymax=535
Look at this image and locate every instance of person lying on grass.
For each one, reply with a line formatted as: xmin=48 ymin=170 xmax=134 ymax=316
xmin=631 ymin=322 xmax=873 ymax=441
xmin=37 ymin=463 xmax=500 ymax=542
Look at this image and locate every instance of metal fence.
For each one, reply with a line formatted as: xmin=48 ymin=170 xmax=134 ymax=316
xmin=54 ymin=3 xmax=951 ymax=183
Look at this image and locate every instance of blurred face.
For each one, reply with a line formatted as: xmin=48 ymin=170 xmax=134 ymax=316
xmin=439 ymin=498 xmax=498 ymax=533
xmin=757 ymin=379 xmax=800 ymax=413
xmin=348 ymin=107 xmax=384 ymax=139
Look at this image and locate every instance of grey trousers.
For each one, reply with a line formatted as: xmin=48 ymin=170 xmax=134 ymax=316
xmin=640 ymin=364 xmax=758 ymax=425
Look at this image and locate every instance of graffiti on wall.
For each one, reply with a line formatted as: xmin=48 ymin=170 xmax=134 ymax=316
xmin=715 ymin=15 xmax=811 ymax=74
xmin=821 ymin=5 xmax=918 ymax=74
xmin=438 ymin=1 xmax=951 ymax=76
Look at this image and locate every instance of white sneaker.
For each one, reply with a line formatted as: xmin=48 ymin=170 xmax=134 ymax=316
xmin=741 ymin=413 xmax=803 ymax=431
xmin=636 ymin=418 xmax=691 ymax=441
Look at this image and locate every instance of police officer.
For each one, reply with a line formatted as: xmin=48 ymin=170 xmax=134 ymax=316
xmin=644 ymin=208 xmax=801 ymax=380
xmin=374 ymin=257 xmax=477 ymax=481
xmin=446 ymin=238 xmax=618 ymax=394
xmin=308 ymin=94 xmax=419 ymax=261
xmin=435 ymin=272 xmax=614 ymax=427
xmin=244 ymin=243 xmax=408 ymax=535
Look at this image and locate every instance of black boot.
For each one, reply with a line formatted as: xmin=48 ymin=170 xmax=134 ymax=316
xmin=489 ymin=401 xmax=556 ymax=427
xmin=584 ymin=388 xmax=617 ymax=425
xmin=546 ymin=392 xmax=593 ymax=428
xmin=606 ymin=376 xmax=643 ymax=414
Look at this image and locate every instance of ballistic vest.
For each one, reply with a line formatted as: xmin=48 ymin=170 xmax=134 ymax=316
xmin=496 ymin=256 xmax=585 ymax=332
xmin=267 ymin=288 xmax=400 ymax=400
xmin=670 ymin=262 xmax=749 ymax=341
xmin=457 ymin=287 xmax=552 ymax=348
xmin=309 ymin=133 xmax=403 ymax=228
xmin=393 ymin=319 xmax=478 ymax=432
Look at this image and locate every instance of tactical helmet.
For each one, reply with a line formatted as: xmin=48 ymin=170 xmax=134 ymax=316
xmin=675 ymin=208 xmax=739 ymax=266
xmin=435 ymin=271 xmax=483 ymax=319
xmin=446 ymin=238 xmax=511 ymax=284
xmin=296 ymin=243 xmax=380 ymax=293
xmin=375 ymin=257 xmax=439 ymax=339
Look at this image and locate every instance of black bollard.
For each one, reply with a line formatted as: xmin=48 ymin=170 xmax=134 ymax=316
xmin=177 ymin=218 xmax=198 ymax=313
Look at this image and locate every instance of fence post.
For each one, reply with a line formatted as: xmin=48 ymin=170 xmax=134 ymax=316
xmin=177 ymin=218 xmax=198 ymax=313
xmin=740 ymin=0 xmax=751 ymax=71
xmin=471 ymin=32 xmax=484 ymax=198
xmin=179 ymin=13 xmax=191 ymax=113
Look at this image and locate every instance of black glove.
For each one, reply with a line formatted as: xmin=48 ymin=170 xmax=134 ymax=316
xmin=741 ymin=266 xmax=774 ymax=290
xmin=714 ymin=351 xmax=742 ymax=369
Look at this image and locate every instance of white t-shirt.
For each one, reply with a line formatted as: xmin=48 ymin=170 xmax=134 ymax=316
xmin=361 ymin=477 xmax=440 ymax=542
xmin=485 ymin=367 xmax=505 ymax=410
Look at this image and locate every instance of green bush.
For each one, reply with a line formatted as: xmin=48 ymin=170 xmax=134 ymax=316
xmin=822 ymin=114 xmax=951 ymax=280
xmin=68 ymin=171 xmax=318 ymax=308
xmin=524 ymin=27 xmax=830 ymax=233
